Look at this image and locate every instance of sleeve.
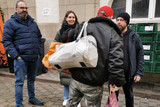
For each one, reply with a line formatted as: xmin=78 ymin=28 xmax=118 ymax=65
xmin=54 ymin=30 xmax=62 ymax=42
xmin=2 ymin=21 xmax=19 ymax=59
xmin=135 ymin=34 xmax=144 ymax=77
xmin=108 ymin=29 xmax=126 ymax=87
xmin=36 ymin=24 xmax=42 ymax=56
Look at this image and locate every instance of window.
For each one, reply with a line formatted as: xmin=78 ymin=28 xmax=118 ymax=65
xmin=111 ymin=0 xmax=160 ymax=22
xmin=155 ymin=0 xmax=160 ymax=17
xmin=132 ymin=0 xmax=149 ymax=18
xmin=112 ymin=0 xmax=126 ymax=19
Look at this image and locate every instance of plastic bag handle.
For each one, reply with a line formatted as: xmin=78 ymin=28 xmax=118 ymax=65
xmin=77 ymin=22 xmax=88 ymax=40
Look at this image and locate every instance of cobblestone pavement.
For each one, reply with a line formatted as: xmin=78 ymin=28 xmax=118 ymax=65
xmin=0 ymin=74 xmax=160 ymax=107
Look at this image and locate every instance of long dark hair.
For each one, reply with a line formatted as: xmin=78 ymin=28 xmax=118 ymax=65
xmin=62 ymin=10 xmax=79 ymax=24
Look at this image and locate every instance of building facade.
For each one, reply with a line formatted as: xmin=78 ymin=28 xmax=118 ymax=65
xmin=0 ymin=0 xmax=160 ymax=83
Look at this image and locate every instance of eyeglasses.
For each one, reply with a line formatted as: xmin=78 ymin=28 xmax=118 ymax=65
xmin=18 ymin=7 xmax=28 ymax=10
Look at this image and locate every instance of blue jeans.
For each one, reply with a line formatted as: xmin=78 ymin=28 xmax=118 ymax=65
xmin=14 ymin=58 xmax=39 ymax=107
xmin=64 ymin=85 xmax=69 ymax=100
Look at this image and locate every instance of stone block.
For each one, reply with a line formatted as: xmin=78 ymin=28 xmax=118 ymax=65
xmin=7 ymin=8 xmax=15 ymax=18
xmin=0 ymin=0 xmax=7 ymax=9
xmin=85 ymin=4 xmax=95 ymax=21
xmin=66 ymin=4 xmax=85 ymax=22
xmin=28 ymin=7 xmax=36 ymax=20
xmin=59 ymin=6 xmax=67 ymax=22
xmin=59 ymin=0 xmax=67 ymax=6
xmin=6 ymin=0 xmax=17 ymax=8
xmin=67 ymin=0 xmax=76 ymax=5
xmin=25 ymin=0 xmax=35 ymax=7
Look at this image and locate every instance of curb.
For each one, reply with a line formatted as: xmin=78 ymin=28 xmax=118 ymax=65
xmin=0 ymin=71 xmax=160 ymax=100
xmin=0 ymin=71 xmax=60 ymax=84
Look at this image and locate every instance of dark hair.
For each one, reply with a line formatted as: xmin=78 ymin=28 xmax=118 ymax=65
xmin=62 ymin=10 xmax=79 ymax=24
xmin=15 ymin=0 xmax=25 ymax=8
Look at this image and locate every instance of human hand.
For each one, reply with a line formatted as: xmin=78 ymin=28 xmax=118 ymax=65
xmin=110 ymin=84 xmax=120 ymax=92
xmin=17 ymin=56 xmax=21 ymax=60
xmin=134 ymin=75 xmax=141 ymax=82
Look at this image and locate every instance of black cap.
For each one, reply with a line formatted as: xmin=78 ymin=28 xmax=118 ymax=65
xmin=117 ymin=12 xmax=130 ymax=25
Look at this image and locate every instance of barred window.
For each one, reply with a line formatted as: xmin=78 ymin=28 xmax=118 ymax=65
xmin=112 ymin=0 xmax=126 ymax=19
xmin=132 ymin=0 xmax=149 ymax=18
xmin=155 ymin=0 xmax=160 ymax=17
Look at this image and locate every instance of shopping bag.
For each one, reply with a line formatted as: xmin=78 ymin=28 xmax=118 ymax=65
xmin=42 ymin=42 xmax=66 ymax=70
xmin=106 ymin=92 xmax=119 ymax=107
xmin=48 ymin=22 xmax=98 ymax=71
xmin=42 ymin=42 xmax=71 ymax=75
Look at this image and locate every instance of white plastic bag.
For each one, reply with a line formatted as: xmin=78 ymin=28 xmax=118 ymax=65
xmin=48 ymin=22 xmax=98 ymax=71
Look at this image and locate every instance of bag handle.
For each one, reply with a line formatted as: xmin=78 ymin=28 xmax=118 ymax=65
xmin=83 ymin=22 xmax=88 ymax=37
xmin=77 ymin=22 xmax=88 ymax=40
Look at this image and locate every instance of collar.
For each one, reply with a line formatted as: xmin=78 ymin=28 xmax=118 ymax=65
xmin=88 ymin=17 xmax=121 ymax=35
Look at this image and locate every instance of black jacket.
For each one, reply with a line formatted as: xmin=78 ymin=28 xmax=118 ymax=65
xmin=127 ymin=30 xmax=144 ymax=79
xmin=61 ymin=17 xmax=125 ymax=86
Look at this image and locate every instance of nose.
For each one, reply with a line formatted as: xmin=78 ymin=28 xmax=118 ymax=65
xmin=23 ymin=8 xmax=27 ymax=11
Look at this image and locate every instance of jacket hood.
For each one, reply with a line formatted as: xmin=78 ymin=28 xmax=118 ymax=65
xmin=88 ymin=17 xmax=121 ymax=35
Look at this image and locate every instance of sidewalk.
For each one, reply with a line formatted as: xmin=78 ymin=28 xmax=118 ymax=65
xmin=1 ymin=68 xmax=160 ymax=100
xmin=0 ymin=68 xmax=160 ymax=107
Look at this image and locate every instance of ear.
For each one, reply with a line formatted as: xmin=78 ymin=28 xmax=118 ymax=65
xmin=110 ymin=16 xmax=113 ymax=19
xmin=15 ymin=8 xmax=17 ymax=12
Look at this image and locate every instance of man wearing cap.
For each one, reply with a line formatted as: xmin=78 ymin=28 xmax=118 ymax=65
xmin=60 ymin=6 xmax=125 ymax=107
xmin=116 ymin=12 xmax=144 ymax=107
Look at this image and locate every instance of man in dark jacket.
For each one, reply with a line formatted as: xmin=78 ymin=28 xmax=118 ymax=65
xmin=116 ymin=12 xmax=144 ymax=107
xmin=61 ymin=6 xmax=125 ymax=107
xmin=2 ymin=0 xmax=43 ymax=107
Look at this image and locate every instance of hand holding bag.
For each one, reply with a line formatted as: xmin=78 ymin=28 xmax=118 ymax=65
xmin=48 ymin=22 xmax=98 ymax=71
xmin=42 ymin=42 xmax=66 ymax=70
xmin=106 ymin=91 xmax=119 ymax=107
xmin=42 ymin=42 xmax=71 ymax=75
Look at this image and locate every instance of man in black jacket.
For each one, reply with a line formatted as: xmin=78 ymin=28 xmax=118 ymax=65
xmin=116 ymin=12 xmax=144 ymax=107
xmin=61 ymin=6 xmax=126 ymax=107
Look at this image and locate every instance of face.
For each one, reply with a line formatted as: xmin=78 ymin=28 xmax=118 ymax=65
xmin=16 ymin=1 xmax=28 ymax=19
xmin=66 ymin=13 xmax=76 ymax=25
xmin=116 ymin=17 xmax=127 ymax=32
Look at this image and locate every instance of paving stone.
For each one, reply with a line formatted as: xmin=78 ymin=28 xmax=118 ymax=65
xmin=1 ymin=69 xmax=160 ymax=107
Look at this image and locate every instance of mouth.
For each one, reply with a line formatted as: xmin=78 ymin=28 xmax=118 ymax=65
xmin=19 ymin=12 xmax=28 ymax=19
xmin=22 ymin=11 xmax=27 ymax=14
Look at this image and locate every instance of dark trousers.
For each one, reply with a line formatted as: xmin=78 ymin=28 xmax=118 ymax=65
xmin=115 ymin=79 xmax=134 ymax=107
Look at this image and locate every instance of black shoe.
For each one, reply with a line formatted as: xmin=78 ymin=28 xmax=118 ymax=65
xmin=29 ymin=98 xmax=44 ymax=106
xmin=17 ymin=105 xmax=24 ymax=107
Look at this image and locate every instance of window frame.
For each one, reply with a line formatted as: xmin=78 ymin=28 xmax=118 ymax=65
xmin=107 ymin=0 xmax=160 ymax=23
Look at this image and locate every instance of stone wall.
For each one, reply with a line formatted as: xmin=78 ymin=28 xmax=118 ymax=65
xmin=0 ymin=0 xmax=100 ymax=54
xmin=1 ymin=0 xmax=160 ymax=84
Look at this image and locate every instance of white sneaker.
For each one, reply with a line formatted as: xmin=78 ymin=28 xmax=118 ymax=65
xmin=77 ymin=103 xmax=81 ymax=107
xmin=63 ymin=100 xmax=68 ymax=106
